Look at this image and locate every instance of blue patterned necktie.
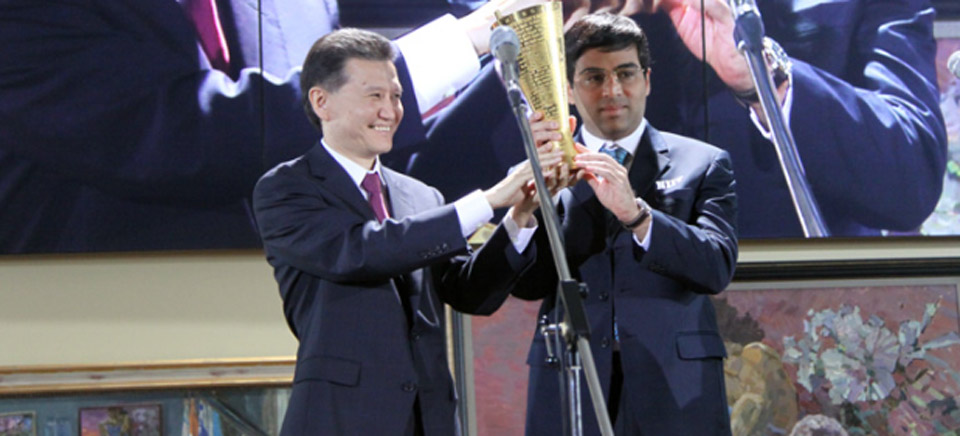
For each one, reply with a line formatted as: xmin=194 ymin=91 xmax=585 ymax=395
xmin=599 ymin=143 xmax=628 ymax=164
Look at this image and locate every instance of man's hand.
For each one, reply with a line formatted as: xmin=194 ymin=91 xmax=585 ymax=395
xmin=573 ymin=152 xmax=642 ymax=223
xmin=659 ymin=0 xmax=754 ymax=94
xmin=484 ymin=143 xmax=567 ymax=210
xmin=460 ymin=0 xmax=550 ymax=56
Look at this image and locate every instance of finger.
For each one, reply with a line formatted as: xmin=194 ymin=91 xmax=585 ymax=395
xmin=576 ymin=161 xmax=628 ymax=185
xmin=557 ymin=162 xmax=570 ymax=190
xmin=530 ymin=120 xmax=562 ymax=146
xmin=573 ymin=150 xmax=620 ymax=164
xmin=539 ymin=149 xmax=563 ymax=168
xmin=527 ymin=110 xmax=544 ymax=123
xmin=574 ymin=155 xmax=630 ymax=181
xmin=701 ymin=0 xmax=732 ymax=20
xmin=576 ymin=168 xmax=598 ymax=184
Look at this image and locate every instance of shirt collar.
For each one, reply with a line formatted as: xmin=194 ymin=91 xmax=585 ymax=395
xmin=580 ymin=118 xmax=648 ymax=155
xmin=321 ymin=139 xmax=383 ymax=190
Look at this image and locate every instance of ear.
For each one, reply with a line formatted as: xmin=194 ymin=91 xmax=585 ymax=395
xmin=644 ymin=68 xmax=652 ymax=94
xmin=309 ymin=86 xmax=329 ymax=121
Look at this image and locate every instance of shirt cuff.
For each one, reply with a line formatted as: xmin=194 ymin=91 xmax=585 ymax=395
xmin=632 ymin=217 xmax=653 ymax=251
xmin=748 ymin=74 xmax=794 ymax=140
xmin=395 ymin=14 xmax=481 ymax=115
xmin=503 ymin=213 xmax=538 ymax=253
xmin=454 ymin=190 xmax=494 ymax=238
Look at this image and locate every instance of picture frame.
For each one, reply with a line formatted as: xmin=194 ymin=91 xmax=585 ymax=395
xmin=78 ymin=404 xmax=161 ymax=436
xmin=459 ymin=269 xmax=960 ymax=435
xmin=0 ymin=411 xmax=35 ymax=436
xmin=718 ymin=276 xmax=960 ymax=435
xmin=0 ymin=357 xmax=294 ymax=396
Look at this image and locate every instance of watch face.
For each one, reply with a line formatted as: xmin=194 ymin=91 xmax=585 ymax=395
xmin=763 ymin=37 xmax=792 ymax=86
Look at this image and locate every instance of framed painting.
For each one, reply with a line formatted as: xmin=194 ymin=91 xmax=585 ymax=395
xmin=461 ymin=271 xmax=960 ymax=435
xmin=0 ymin=412 xmax=35 ymax=436
xmin=718 ymin=277 xmax=960 ymax=435
xmin=79 ymin=404 xmax=161 ymax=436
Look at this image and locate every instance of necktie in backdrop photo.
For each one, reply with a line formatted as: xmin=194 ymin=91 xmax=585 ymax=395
xmin=183 ymin=0 xmax=232 ymax=72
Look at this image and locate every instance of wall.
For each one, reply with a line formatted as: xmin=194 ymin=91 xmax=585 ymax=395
xmin=0 ymin=251 xmax=297 ymax=367
xmin=2 ymin=238 xmax=959 ymax=367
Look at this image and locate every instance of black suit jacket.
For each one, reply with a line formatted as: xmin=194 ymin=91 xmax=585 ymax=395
xmin=0 ymin=0 xmax=425 ymax=253
xmin=253 ymin=142 xmax=534 ymax=435
xmin=513 ymin=126 xmax=738 ymax=435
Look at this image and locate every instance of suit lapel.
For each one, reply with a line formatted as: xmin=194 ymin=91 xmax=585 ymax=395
xmin=380 ymin=168 xmax=436 ymax=327
xmin=629 ymin=126 xmax=671 ymax=204
xmin=380 ymin=168 xmax=415 ymax=220
xmin=304 ymin=143 xmax=378 ymax=222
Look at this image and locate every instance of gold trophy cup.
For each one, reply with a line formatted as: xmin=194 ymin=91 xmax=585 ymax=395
xmin=496 ymin=2 xmax=577 ymax=165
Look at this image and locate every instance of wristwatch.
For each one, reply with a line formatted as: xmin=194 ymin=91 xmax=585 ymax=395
xmin=621 ymin=198 xmax=651 ymax=230
xmin=733 ymin=37 xmax=792 ymax=105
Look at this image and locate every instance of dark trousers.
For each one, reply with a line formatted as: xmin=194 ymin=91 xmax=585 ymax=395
xmin=404 ymin=397 xmax=425 ymax=436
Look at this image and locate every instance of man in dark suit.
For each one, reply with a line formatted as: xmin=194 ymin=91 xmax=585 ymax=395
xmin=513 ymin=13 xmax=737 ymax=434
xmin=0 ymin=0 xmax=536 ymax=253
xmin=410 ymin=0 xmax=947 ymax=238
xmin=252 ymin=28 xmax=558 ymax=435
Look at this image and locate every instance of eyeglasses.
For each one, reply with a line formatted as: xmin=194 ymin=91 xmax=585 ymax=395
xmin=575 ymin=65 xmax=646 ymax=91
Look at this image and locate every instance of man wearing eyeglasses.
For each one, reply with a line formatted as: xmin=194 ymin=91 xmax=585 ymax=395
xmin=512 ymin=13 xmax=737 ymax=435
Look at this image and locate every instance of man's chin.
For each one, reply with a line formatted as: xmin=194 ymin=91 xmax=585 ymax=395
xmin=598 ymin=124 xmax=629 ymax=140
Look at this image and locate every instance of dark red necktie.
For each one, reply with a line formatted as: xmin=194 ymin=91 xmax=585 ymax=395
xmin=361 ymin=173 xmax=389 ymax=223
xmin=183 ymin=0 xmax=231 ymax=72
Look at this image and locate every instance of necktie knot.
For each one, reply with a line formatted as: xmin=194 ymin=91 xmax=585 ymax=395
xmin=361 ymin=172 xmax=389 ymax=223
xmin=600 ymin=143 xmax=629 ymax=165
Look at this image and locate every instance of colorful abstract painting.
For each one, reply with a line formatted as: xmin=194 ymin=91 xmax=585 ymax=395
xmin=0 ymin=412 xmax=35 ymax=436
xmin=79 ymin=404 xmax=161 ymax=436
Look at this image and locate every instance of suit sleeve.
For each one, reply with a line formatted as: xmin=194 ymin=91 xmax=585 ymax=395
xmin=433 ymin=224 xmax=537 ymax=315
xmin=254 ymin=166 xmax=535 ymax=314
xmin=510 ymin=191 xmax=608 ymax=301
xmin=0 ymin=0 xmax=425 ymax=206
xmin=253 ymin=169 xmax=466 ymax=284
xmin=788 ymin=1 xmax=946 ymax=230
xmin=639 ymin=149 xmax=738 ymax=294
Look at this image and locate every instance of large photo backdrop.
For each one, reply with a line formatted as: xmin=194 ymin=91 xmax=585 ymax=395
xmin=0 ymin=0 xmax=957 ymax=254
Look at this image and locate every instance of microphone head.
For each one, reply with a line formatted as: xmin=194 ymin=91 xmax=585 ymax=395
xmin=490 ymin=25 xmax=520 ymax=65
xmin=727 ymin=0 xmax=758 ymax=18
xmin=949 ymin=50 xmax=960 ymax=79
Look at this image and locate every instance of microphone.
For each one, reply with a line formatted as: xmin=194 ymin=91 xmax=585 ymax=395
xmin=728 ymin=0 xmax=764 ymax=52
xmin=949 ymin=51 xmax=960 ymax=79
xmin=490 ymin=25 xmax=521 ymax=87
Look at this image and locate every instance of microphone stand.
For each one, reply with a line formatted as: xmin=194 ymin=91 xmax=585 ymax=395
xmin=731 ymin=0 xmax=830 ymax=237
xmin=502 ymin=72 xmax=615 ymax=436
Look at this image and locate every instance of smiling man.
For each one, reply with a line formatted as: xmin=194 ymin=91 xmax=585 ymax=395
xmin=252 ymin=28 xmax=560 ymax=435
xmin=513 ymin=13 xmax=738 ymax=435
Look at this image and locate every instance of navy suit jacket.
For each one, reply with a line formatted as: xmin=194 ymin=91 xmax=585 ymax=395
xmin=635 ymin=0 xmax=946 ymax=237
xmin=513 ymin=126 xmax=738 ymax=435
xmin=253 ymin=142 xmax=534 ymax=435
xmin=0 ymin=0 xmax=425 ymax=253
xmin=409 ymin=0 xmax=947 ymax=238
